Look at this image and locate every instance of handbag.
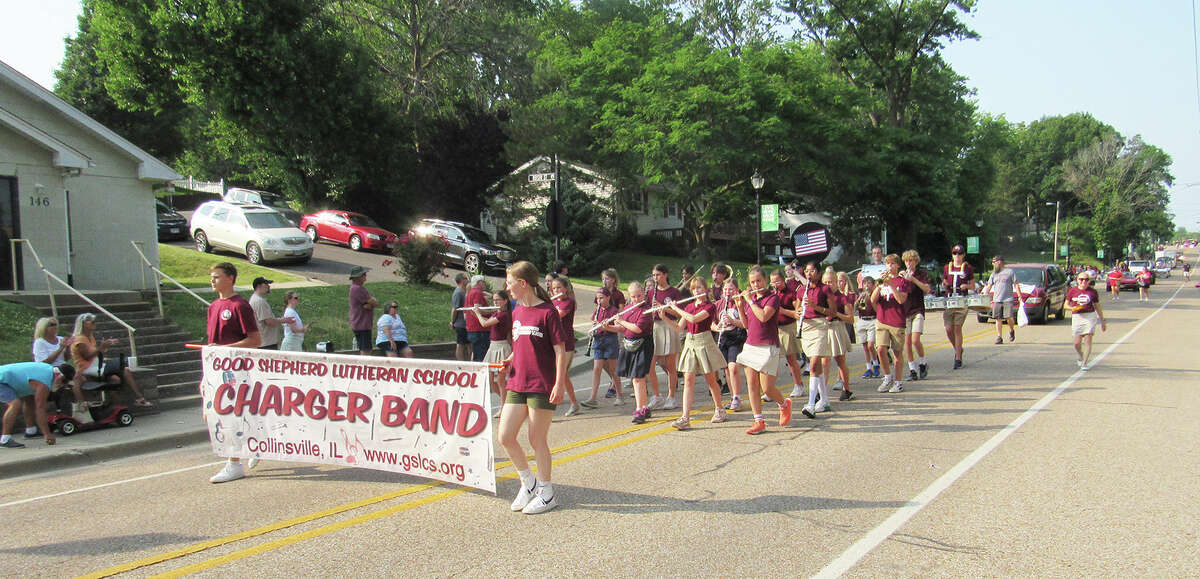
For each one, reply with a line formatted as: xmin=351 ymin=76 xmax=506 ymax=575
xmin=1016 ymin=302 xmax=1029 ymax=327
xmin=621 ymin=337 xmax=645 ymax=352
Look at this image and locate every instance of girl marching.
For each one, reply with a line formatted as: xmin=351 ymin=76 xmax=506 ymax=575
xmin=584 ymin=288 xmax=623 ymax=407
xmin=613 ymin=282 xmax=655 ymax=423
xmin=472 ymin=290 xmax=514 ymax=418
xmin=826 ymin=270 xmax=854 ymax=401
xmin=550 ymin=277 xmax=582 ymax=415
xmin=734 ymin=266 xmax=793 ymax=434
xmin=770 ymin=271 xmax=808 ymax=400
xmin=714 ymin=277 xmax=748 ymax=412
xmin=797 ymin=262 xmax=834 ymax=419
xmin=668 ymin=276 xmax=728 ymax=429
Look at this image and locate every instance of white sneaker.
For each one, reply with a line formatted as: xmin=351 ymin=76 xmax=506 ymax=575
xmin=1080 ymin=363 xmax=1090 ymax=371
xmin=648 ymin=395 xmax=664 ymax=410
xmin=1076 ymin=358 xmax=1083 ymax=368
xmin=563 ymin=403 xmax=581 ymax=417
xmin=888 ymin=381 xmax=904 ymax=393
xmin=790 ymin=387 xmax=806 ymax=399
xmin=613 ymin=397 xmax=625 ymax=406
xmin=661 ymin=397 xmax=678 ymax=410
xmin=877 ymin=376 xmax=893 ymax=393
xmin=510 ymin=479 xmax=537 ymax=511
xmin=247 ymin=458 xmax=260 ymax=470
xmin=522 ymin=488 xmax=559 ymax=514
xmin=814 ymin=402 xmax=830 ymax=413
xmin=833 ymin=380 xmax=844 ymax=391
xmin=209 ymin=461 xmax=246 ymax=484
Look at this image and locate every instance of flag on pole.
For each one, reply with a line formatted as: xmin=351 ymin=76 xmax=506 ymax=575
xmin=794 ymin=229 xmax=828 ymax=257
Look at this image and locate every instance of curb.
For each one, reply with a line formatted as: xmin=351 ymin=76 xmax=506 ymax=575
xmin=0 ymin=427 xmax=209 ymax=481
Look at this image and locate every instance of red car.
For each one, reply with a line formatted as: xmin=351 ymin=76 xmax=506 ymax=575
xmin=300 ymin=210 xmax=401 ymax=252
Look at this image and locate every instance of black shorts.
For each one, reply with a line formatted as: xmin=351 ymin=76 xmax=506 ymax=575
xmin=377 ymin=340 xmax=409 ymax=353
xmin=454 ymin=327 xmax=469 ymax=345
xmin=354 ymin=330 xmax=373 ymax=352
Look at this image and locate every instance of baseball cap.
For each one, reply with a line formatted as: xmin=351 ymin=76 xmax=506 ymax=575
xmin=951 ymin=245 xmax=965 ymax=253
xmin=252 ymin=276 xmax=274 ymax=288
xmin=469 ymin=275 xmax=486 ymax=285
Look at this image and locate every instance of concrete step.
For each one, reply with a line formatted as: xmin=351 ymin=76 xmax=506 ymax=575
xmin=135 ymin=342 xmax=193 ymax=356
xmin=88 ymin=316 xmax=173 ymax=330
xmin=44 ymin=301 xmax=155 ymax=317
xmin=157 ymin=393 xmax=201 ymax=412
xmin=149 ymin=359 xmax=202 ymax=375
xmin=158 ymin=369 xmax=203 ymax=386
xmin=139 ymin=350 xmax=202 ymax=366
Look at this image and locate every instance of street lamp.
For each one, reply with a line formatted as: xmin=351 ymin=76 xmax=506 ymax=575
xmin=1046 ymin=201 xmax=1060 ymax=264
xmin=752 ymin=170 xmax=764 ymax=265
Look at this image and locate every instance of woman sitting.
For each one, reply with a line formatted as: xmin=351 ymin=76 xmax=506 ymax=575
xmin=376 ymin=301 xmax=414 ymax=358
xmin=32 ymin=317 xmax=92 ymax=421
xmin=70 ymin=313 xmax=153 ymax=408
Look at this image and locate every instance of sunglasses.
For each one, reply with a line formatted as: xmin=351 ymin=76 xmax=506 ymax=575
xmin=952 ymin=251 xmax=964 ymax=255
xmin=1077 ymin=277 xmax=1089 ymax=281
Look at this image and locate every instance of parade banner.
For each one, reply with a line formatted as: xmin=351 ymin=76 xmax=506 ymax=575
xmin=860 ymin=264 xmax=887 ymax=280
xmin=200 ymin=346 xmax=495 ymax=493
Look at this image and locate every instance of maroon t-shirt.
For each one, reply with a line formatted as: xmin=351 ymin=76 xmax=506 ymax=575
xmin=349 ymin=283 xmax=373 ymax=331
xmin=875 ymin=277 xmax=912 ymax=327
xmin=684 ymin=301 xmax=717 ymax=334
xmin=508 ymin=302 xmax=565 ymax=394
xmin=943 ymin=262 xmax=975 ymax=296
xmin=785 ymin=278 xmax=802 ymax=294
xmin=833 ymin=292 xmax=851 ymax=322
xmin=776 ymin=290 xmax=798 ymax=327
xmin=464 ymin=288 xmax=488 ymax=332
xmin=207 ymin=295 xmax=258 ymax=346
xmin=592 ymin=304 xmax=617 ymax=334
xmin=601 ymin=288 xmax=627 ymax=310
xmin=489 ymin=309 xmax=512 ymax=341
xmin=803 ymin=282 xmax=835 ymax=320
xmin=648 ymin=285 xmax=681 ymax=320
xmin=621 ymin=304 xmax=653 ymax=339
xmin=553 ymin=297 xmax=577 ymax=351
xmin=1066 ymin=287 xmax=1100 ymax=313
xmin=853 ymin=291 xmax=876 ymax=319
xmin=903 ymin=268 xmax=931 ymax=316
xmin=745 ymin=292 xmax=780 ymax=346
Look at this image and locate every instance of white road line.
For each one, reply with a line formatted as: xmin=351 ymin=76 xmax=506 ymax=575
xmin=814 ymin=277 xmax=1189 ymax=578
xmin=0 ymin=461 xmax=224 ymax=509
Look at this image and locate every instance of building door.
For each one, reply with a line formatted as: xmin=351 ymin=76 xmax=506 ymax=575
xmin=0 ymin=177 xmax=20 ymax=290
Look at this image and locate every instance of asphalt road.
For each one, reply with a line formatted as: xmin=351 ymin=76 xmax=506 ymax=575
xmin=3 ymin=252 xmax=1197 ymax=577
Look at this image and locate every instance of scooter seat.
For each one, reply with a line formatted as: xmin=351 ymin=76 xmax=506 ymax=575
xmin=82 ymin=380 xmax=123 ymax=392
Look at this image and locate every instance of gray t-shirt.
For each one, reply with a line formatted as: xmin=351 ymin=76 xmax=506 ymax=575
xmin=249 ymin=293 xmax=281 ymax=347
xmin=451 ymin=287 xmax=467 ymax=329
xmin=989 ymin=268 xmax=1016 ymax=303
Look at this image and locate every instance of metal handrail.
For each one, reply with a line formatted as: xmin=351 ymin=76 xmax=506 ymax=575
xmin=9 ymin=238 xmax=138 ymax=359
xmin=131 ymin=241 xmax=211 ymax=318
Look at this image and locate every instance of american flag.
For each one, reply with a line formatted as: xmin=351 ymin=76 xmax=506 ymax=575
xmin=794 ymin=229 xmax=828 ymax=257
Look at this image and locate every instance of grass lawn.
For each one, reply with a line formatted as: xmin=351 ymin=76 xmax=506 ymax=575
xmin=570 ymin=251 xmax=761 ymax=288
xmin=158 ymin=244 xmax=304 ymax=288
xmin=0 ymin=299 xmax=43 ymax=364
xmin=161 ymin=281 xmax=457 ymax=348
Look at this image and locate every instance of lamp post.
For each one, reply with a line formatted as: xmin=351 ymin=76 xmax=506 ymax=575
xmin=1046 ymin=201 xmax=1060 ymax=264
xmin=752 ymin=170 xmax=764 ymax=265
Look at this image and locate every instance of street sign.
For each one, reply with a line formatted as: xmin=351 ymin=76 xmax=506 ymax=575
xmin=966 ymin=236 xmax=979 ymax=254
xmin=761 ymin=204 xmax=779 ymax=232
xmin=528 ymin=173 xmax=555 ymax=183
xmin=1060 ymin=244 xmax=1068 ymax=257
xmin=1097 ymin=248 xmax=1105 ymax=259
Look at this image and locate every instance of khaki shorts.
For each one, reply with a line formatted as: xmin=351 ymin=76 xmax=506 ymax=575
xmin=854 ymin=318 xmax=876 ymax=344
xmin=800 ymin=318 xmax=832 ymax=358
xmin=905 ymin=313 xmax=925 ymax=334
xmin=1072 ymin=311 xmax=1100 ymax=336
xmin=943 ymin=308 xmax=968 ymax=326
xmin=875 ymin=321 xmax=905 ymax=352
xmin=778 ymin=325 xmax=800 ymax=355
xmin=653 ymin=320 xmax=681 ymax=356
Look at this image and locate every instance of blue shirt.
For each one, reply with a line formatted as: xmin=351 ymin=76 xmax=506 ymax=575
xmin=0 ymin=362 xmax=54 ymax=397
xmin=376 ymin=313 xmax=409 ymax=344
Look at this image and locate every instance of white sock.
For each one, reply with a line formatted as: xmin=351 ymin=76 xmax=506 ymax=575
xmin=536 ymin=480 xmax=554 ymax=499
xmin=817 ymin=376 xmax=831 ymax=404
xmin=909 ymin=361 xmax=917 ymax=371
xmin=808 ymin=377 xmax=820 ymax=407
xmin=919 ymin=357 xmax=926 ymax=365
xmin=518 ymin=469 xmax=535 ymax=489
xmin=25 ymin=426 xmax=37 ymax=435
xmin=0 ymin=434 xmax=11 ymax=444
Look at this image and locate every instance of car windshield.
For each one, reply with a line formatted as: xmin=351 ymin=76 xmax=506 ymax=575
xmin=245 ymin=212 xmax=294 ymax=229
xmin=460 ymin=225 xmax=493 ymax=243
xmin=156 ymin=201 xmax=174 ymax=215
xmin=260 ymin=195 xmax=292 ymax=211
xmin=347 ymin=214 xmax=380 ymax=228
xmin=1011 ymin=268 xmax=1044 ymax=285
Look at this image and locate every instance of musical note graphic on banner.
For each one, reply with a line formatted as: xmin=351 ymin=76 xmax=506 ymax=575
xmin=213 ymin=422 xmax=225 ymax=443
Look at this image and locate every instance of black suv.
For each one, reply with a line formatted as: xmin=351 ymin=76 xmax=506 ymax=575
xmin=156 ymin=200 xmax=189 ymax=241
xmin=414 ymin=218 xmax=517 ymax=274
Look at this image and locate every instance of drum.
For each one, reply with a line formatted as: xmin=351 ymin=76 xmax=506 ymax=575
xmin=966 ymin=294 xmax=990 ymax=311
xmin=925 ymin=296 xmax=947 ymax=311
xmin=945 ymin=296 xmax=966 ymax=309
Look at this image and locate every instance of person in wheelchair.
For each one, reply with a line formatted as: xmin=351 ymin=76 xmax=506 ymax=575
xmin=69 ymin=313 xmax=153 ymax=410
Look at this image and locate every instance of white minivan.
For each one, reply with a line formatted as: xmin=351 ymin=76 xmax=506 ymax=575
xmin=190 ymin=201 xmax=313 ymax=265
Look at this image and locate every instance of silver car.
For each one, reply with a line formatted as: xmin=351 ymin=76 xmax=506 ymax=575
xmin=190 ymin=201 xmax=313 ymax=265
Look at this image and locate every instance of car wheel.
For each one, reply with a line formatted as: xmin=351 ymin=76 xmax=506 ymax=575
xmin=349 ymin=235 xmax=363 ymax=252
xmin=247 ymin=242 xmax=263 ymax=265
xmin=1035 ymin=304 xmax=1048 ymax=324
xmin=464 ymin=253 xmax=481 ymax=274
xmin=60 ymin=420 xmax=77 ymax=435
xmin=194 ymin=231 xmax=211 ymax=253
xmin=306 ymin=226 xmax=318 ymax=242
xmin=117 ymin=410 xmax=134 ymax=426
xmin=1055 ymin=303 xmax=1066 ymax=320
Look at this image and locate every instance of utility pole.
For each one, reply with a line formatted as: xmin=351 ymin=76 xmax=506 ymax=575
xmin=554 ymin=154 xmax=560 ymax=263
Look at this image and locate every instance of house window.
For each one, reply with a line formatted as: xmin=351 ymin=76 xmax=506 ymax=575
xmin=628 ymin=191 xmax=647 ymax=214
xmin=661 ymin=203 xmax=678 ymax=218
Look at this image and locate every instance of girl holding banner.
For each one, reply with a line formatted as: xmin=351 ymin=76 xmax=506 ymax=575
xmin=501 ymin=262 xmax=569 ymax=515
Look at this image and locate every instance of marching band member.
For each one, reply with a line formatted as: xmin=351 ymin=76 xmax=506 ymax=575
xmin=584 ymin=288 xmax=622 ymax=407
xmin=472 ymin=290 xmax=513 ymax=417
xmin=942 ymin=245 xmax=975 ymax=369
xmin=613 ymin=282 xmax=654 ymax=424
xmin=901 ymin=250 xmax=932 ymax=381
xmin=1067 ymin=270 xmax=1107 ymax=369
xmin=647 ymin=264 xmax=682 ymax=411
xmin=600 ymin=268 xmax=626 ymax=310
xmin=715 ymin=278 xmax=747 ymax=412
xmin=734 ymin=266 xmax=793 ymax=434
xmin=668 ymin=276 xmax=728 ymax=428
xmin=870 ymin=254 xmax=911 ymax=393
xmin=828 ymin=271 xmax=855 ymax=401
xmin=500 ymin=261 xmax=569 ymax=515
xmin=769 ymin=271 xmax=807 ymax=400
xmin=797 ymin=262 xmax=834 ymax=418
xmin=710 ymin=263 xmax=732 ymax=301
xmin=550 ymin=277 xmax=582 ymax=416
xmin=854 ymin=276 xmax=881 ymax=378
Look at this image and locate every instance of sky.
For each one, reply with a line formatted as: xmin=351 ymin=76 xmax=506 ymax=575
xmin=1 ymin=0 xmax=1198 ymax=233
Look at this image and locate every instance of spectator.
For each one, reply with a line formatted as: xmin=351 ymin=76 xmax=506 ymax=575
xmin=1 ymin=362 xmax=75 ymax=448
xmin=464 ymin=275 xmax=491 ymax=361
xmin=348 ymin=266 xmax=378 ymax=356
xmin=207 ymin=261 xmax=262 ymax=483
xmin=70 ymin=313 xmax=153 ymax=408
xmin=279 ymin=291 xmax=310 ymax=352
xmin=551 ymin=260 xmax=569 ymax=278
xmin=249 ymin=277 xmax=290 ymax=350
xmin=32 ymin=316 xmax=89 ymax=424
xmin=450 ymin=273 xmax=470 ymax=361
xmin=983 ymin=255 xmax=1022 ymax=344
xmin=376 ymin=301 xmax=414 ymax=358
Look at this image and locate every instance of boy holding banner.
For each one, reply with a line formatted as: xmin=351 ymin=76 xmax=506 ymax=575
xmin=208 ymin=262 xmax=263 ymax=484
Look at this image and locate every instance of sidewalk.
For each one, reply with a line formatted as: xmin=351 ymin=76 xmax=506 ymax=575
xmin=0 ymin=350 xmax=605 ymax=480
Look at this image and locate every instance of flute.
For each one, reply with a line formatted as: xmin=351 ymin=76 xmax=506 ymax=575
xmin=645 ymin=292 xmax=703 ymax=314
xmin=587 ymin=299 xmax=647 ymax=333
xmin=675 ymin=263 xmax=707 ymax=289
xmin=455 ymin=305 xmax=500 ymax=312
xmin=550 ymin=292 xmax=565 ymax=301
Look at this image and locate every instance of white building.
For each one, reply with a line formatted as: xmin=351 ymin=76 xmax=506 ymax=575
xmin=0 ymin=60 xmax=178 ymax=291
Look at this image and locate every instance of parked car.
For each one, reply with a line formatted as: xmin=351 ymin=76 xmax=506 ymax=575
xmin=1126 ymin=260 xmax=1155 ymax=285
xmin=977 ymin=263 xmax=1069 ymax=324
xmin=156 ymin=200 xmax=189 ymax=241
xmin=300 ymin=210 xmax=402 ymax=253
xmin=412 ymin=218 xmax=517 ymax=274
xmin=190 ymin=201 xmax=313 ymax=265
xmin=224 ymin=188 xmax=302 ymax=227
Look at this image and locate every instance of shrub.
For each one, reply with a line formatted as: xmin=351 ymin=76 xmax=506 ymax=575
xmin=393 ymin=234 xmax=447 ymax=285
